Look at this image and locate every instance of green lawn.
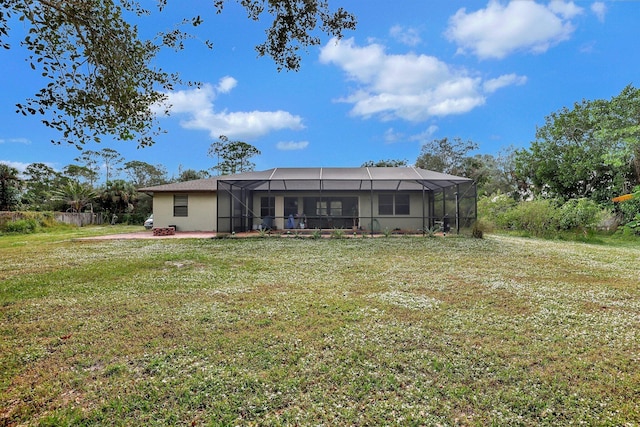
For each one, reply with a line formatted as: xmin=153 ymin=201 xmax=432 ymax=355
xmin=1 ymin=228 xmax=639 ymax=426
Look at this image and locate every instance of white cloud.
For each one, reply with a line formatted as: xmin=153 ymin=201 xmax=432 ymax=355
xmin=591 ymin=2 xmax=606 ymax=22
xmin=216 ymin=76 xmax=237 ymax=93
xmin=276 ymin=141 xmax=309 ymax=151
xmin=548 ymin=0 xmax=582 ymax=19
xmin=319 ymin=37 xmax=525 ymax=121
xmin=0 ymin=160 xmax=31 ymax=173
xmin=446 ymin=1 xmax=583 ymax=59
xmin=389 ymin=25 xmax=421 ymax=46
xmin=157 ymin=77 xmax=304 ymax=140
xmin=409 ymin=126 xmax=439 ymax=144
xmin=483 ymin=74 xmax=528 ymax=93
xmin=0 ymin=138 xmax=31 ymax=145
xmin=384 ymin=128 xmax=404 ymax=144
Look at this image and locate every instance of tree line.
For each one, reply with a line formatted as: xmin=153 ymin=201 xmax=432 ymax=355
xmin=2 ymin=86 xmax=640 ymax=235
xmin=0 ymin=134 xmax=261 ymax=224
xmin=364 ymin=85 xmax=640 ymax=236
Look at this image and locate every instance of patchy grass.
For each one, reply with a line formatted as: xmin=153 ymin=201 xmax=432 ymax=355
xmin=1 ymin=229 xmax=639 ymax=425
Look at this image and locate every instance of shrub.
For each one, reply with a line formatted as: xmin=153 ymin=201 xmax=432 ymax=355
xmin=478 ymin=193 xmax=518 ymax=229
xmin=615 ymin=186 xmax=640 ymax=225
xmin=501 ymin=199 xmax=560 ymax=237
xmin=558 ymin=198 xmax=604 ymax=233
xmin=471 ymin=221 xmax=484 ymax=239
xmin=622 ymin=213 xmax=640 ymax=235
xmin=3 ymin=218 xmax=39 ymax=234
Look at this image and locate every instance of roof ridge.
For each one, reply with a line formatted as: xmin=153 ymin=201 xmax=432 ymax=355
xmin=268 ymin=168 xmax=278 ymax=180
xmin=365 ymin=167 xmax=373 ymax=180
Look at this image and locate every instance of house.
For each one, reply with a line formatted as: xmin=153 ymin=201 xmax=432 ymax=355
xmin=139 ymin=167 xmax=477 ymax=234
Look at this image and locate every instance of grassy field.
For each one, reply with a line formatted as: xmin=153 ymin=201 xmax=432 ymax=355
xmin=1 ymin=227 xmax=639 ymax=426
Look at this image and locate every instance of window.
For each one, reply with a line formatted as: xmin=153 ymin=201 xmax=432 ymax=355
xmin=260 ymin=197 xmax=275 ymax=218
xmin=378 ymin=194 xmax=410 ymax=215
xmin=316 ymin=201 xmax=327 ymax=216
xmin=173 ymin=194 xmax=188 ymax=217
xmin=378 ymin=195 xmax=394 ymax=215
xmin=329 ymin=200 xmax=342 ymax=216
xmin=395 ymin=194 xmax=410 ymax=215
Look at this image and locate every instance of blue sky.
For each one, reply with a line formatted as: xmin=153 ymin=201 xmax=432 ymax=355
xmin=1 ymin=0 xmax=638 ymax=181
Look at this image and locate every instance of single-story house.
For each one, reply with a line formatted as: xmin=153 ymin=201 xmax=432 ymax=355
xmin=139 ymin=167 xmax=477 ymax=234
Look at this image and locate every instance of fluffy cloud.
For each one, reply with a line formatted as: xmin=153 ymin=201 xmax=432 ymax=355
xmin=446 ymin=1 xmax=583 ymax=59
xmin=157 ymin=77 xmax=304 ymax=140
xmin=276 ymin=141 xmax=309 ymax=151
xmin=319 ymin=37 xmax=525 ymax=121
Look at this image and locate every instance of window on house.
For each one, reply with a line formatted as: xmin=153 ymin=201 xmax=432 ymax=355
xmin=395 ymin=194 xmax=410 ymax=215
xmin=260 ymin=197 xmax=275 ymax=218
xmin=173 ymin=194 xmax=188 ymax=217
xmin=316 ymin=201 xmax=328 ymax=216
xmin=284 ymin=197 xmax=298 ymax=217
xmin=329 ymin=200 xmax=343 ymax=216
xmin=378 ymin=194 xmax=410 ymax=215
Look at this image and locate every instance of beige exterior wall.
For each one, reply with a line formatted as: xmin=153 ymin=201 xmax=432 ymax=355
xmin=153 ymin=192 xmax=217 ymax=231
xmin=152 ymin=191 xmax=436 ymax=233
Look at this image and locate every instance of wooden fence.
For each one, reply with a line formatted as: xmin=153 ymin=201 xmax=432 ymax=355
xmin=54 ymin=212 xmax=104 ymax=226
xmin=0 ymin=211 xmax=104 ymax=227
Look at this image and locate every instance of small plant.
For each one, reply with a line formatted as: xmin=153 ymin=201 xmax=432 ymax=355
xmin=623 ymin=213 xmax=640 ymax=235
xmin=424 ymin=227 xmax=437 ymax=238
xmin=257 ymin=228 xmax=268 ymax=238
xmin=330 ymin=228 xmax=345 ymax=239
xmin=471 ymin=221 xmax=484 ymax=239
xmin=382 ymin=228 xmax=392 ymax=238
xmin=310 ymin=228 xmax=322 ymax=239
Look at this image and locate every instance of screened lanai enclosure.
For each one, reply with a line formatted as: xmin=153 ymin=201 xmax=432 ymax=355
xmin=216 ymin=167 xmax=476 ymax=235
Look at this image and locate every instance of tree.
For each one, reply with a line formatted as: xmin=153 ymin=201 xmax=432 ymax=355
xmin=0 ymin=163 xmax=22 ymax=211
xmin=514 ymin=86 xmax=639 ymax=203
xmin=51 ymin=181 xmax=96 ymax=212
xmin=62 ymin=164 xmax=99 ymax=185
xmin=415 ymin=137 xmax=478 ymax=176
xmin=99 ymin=179 xmax=137 ymax=214
xmin=22 ymin=162 xmax=63 ymax=210
xmin=2 ymin=1 xmax=356 ymax=148
xmin=175 ymin=167 xmax=210 ymax=182
xmin=208 ymin=135 xmax=261 ymax=175
xmin=124 ymin=160 xmax=168 ymax=188
xmin=75 ymin=148 xmax=124 ymax=184
xmin=361 ymin=159 xmax=408 ymax=167
xmin=460 ymin=148 xmax=519 ymax=197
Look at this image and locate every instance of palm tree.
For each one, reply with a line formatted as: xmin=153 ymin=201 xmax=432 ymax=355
xmin=99 ymin=179 xmax=137 ymax=214
xmin=51 ymin=181 xmax=96 ymax=212
xmin=0 ymin=163 xmax=22 ymax=211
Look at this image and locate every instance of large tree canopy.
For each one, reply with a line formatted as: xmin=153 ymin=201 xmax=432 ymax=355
xmin=1 ymin=0 xmax=356 ymax=148
xmin=208 ymin=135 xmax=261 ymax=175
xmin=415 ymin=137 xmax=479 ymax=176
xmin=515 ymin=85 xmax=640 ymax=203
